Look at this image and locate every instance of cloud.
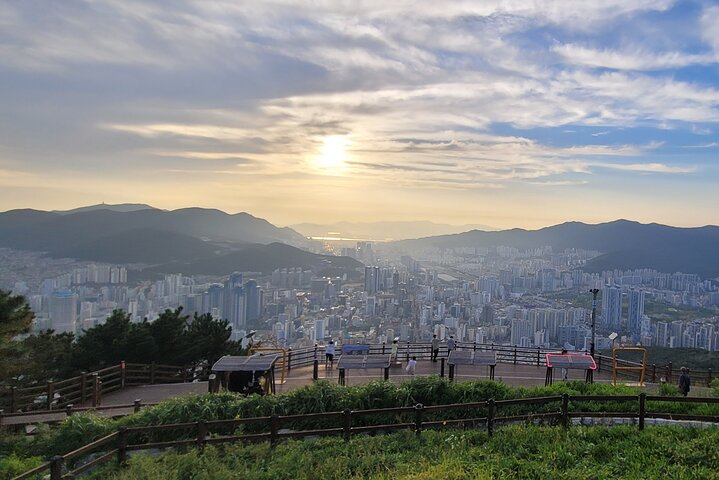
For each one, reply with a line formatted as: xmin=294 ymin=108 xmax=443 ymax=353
xmin=593 ymin=162 xmax=697 ymax=174
xmin=553 ymin=44 xmax=716 ymax=71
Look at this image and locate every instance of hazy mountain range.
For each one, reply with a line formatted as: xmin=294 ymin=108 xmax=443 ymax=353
xmin=1 ymin=205 xmax=717 ymax=279
xmin=0 ymin=204 xmax=364 ymax=277
xmin=396 ymin=219 xmax=719 ymax=279
xmin=291 ymin=221 xmax=496 ymax=241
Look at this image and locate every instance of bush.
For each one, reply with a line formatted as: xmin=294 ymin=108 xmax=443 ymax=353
xmin=0 ymin=453 xmax=43 ymax=480
xmin=659 ymin=383 xmax=680 ymax=397
xmin=710 ymin=378 xmax=719 ymax=397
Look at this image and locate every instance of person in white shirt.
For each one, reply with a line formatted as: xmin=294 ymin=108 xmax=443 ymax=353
xmin=406 ymin=356 xmax=417 ymax=376
xmin=325 ymin=341 xmax=336 ymax=369
xmin=447 ymin=336 xmax=456 ymax=353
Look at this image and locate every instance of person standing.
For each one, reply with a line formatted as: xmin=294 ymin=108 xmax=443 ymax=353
xmin=678 ymin=366 xmax=691 ymax=397
xmin=431 ymin=334 xmax=440 ymax=362
xmin=390 ymin=338 xmax=399 ymax=363
xmin=406 ymin=356 xmax=417 ymax=376
xmin=325 ymin=340 xmax=336 ymax=370
xmin=447 ymin=335 xmax=456 ymax=354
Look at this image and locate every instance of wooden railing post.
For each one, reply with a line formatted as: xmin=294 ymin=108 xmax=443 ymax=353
xmin=473 ymin=342 xmax=477 ymax=352
xmin=440 ymin=358 xmax=445 ymax=378
xmin=667 ymin=363 xmax=673 ymax=383
xmin=120 ymin=361 xmax=126 ymax=389
xmin=150 ymin=362 xmax=156 ymax=385
xmin=80 ymin=372 xmax=87 ymax=403
xmin=134 ymin=399 xmax=142 ymax=413
xmin=448 ymin=364 xmax=455 ymax=382
xmin=638 ymin=393 xmax=646 ymax=431
xmin=287 ymin=348 xmax=292 ymax=372
xmin=117 ymin=427 xmax=128 ymax=465
xmin=414 ymin=403 xmax=424 ymax=437
xmin=651 ymin=364 xmax=657 ymax=383
xmin=486 ymin=399 xmax=495 ymax=437
xmin=65 ymin=404 xmax=74 ymax=417
xmin=513 ymin=347 xmax=517 ymax=365
xmin=708 ymin=368 xmax=713 ymax=386
xmin=313 ymin=359 xmax=319 ymax=380
xmin=270 ymin=414 xmax=279 ymax=447
xmin=92 ymin=373 xmax=100 ymax=407
xmin=536 ymin=347 xmax=540 ymax=366
xmin=10 ymin=386 xmax=17 ymax=413
xmin=197 ymin=420 xmax=208 ymax=450
xmin=50 ymin=455 xmax=64 ymax=480
xmin=343 ymin=409 xmax=352 ymax=441
xmin=561 ymin=394 xmax=569 ymax=429
xmin=0 ymin=409 xmax=4 ymax=428
xmin=46 ymin=381 xmax=54 ymax=410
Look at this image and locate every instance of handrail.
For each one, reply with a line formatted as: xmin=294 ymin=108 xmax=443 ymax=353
xmin=12 ymin=392 xmax=719 ymax=480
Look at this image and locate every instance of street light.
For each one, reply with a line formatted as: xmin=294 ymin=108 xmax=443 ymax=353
xmin=589 ymin=288 xmax=600 ymax=358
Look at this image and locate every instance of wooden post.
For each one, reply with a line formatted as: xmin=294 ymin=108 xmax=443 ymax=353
xmin=0 ymin=409 xmax=4 ymax=428
xmin=414 ymin=403 xmax=424 ymax=437
xmin=117 ymin=427 xmax=128 ymax=465
xmin=287 ymin=348 xmax=292 ymax=372
xmin=270 ymin=414 xmax=279 ymax=447
xmin=65 ymin=404 xmax=74 ymax=417
xmin=473 ymin=342 xmax=477 ymax=352
xmin=667 ymin=363 xmax=673 ymax=383
xmin=651 ymin=364 xmax=657 ymax=383
xmin=46 ymin=381 xmax=54 ymax=410
xmin=406 ymin=341 xmax=410 ymax=362
xmin=134 ymin=399 xmax=142 ymax=413
xmin=50 ymin=455 xmax=64 ymax=480
xmin=486 ymin=399 xmax=495 ymax=437
xmin=382 ymin=343 xmax=386 ymax=354
xmin=313 ymin=359 xmax=319 ymax=380
xmin=536 ymin=347 xmax=540 ymax=366
xmin=92 ymin=373 xmax=100 ymax=407
xmin=10 ymin=386 xmax=17 ymax=413
xmin=384 ymin=367 xmax=389 ymax=381
xmin=314 ymin=344 xmax=318 ymax=359
xmin=513 ymin=347 xmax=517 ymax=365
xmin=197 ymin=421 xmax=208 ymax=450
xmin=440 ymin=358 xmax=445 ymax=378
xmin=182 ymin=367 xmax=188 ymax=383
xmin=561 ymin=394 xmax=569 ymax=429
xmin=708 ymin=368 xmax=713 ymax=386
xmin=343 ymin=409 xmax=352 ymax=441
xmin=150 ymin=362 xmax=156 ymax=385
xmin=80 ymin=372 xmax=87 ymax=403
xmin=120 ymin=361 xmax=126 ymax=389
xmin=638 ymin=393 xmax=646 ymax=431
xmin=449 ymin=364 xmax=455 ymax=382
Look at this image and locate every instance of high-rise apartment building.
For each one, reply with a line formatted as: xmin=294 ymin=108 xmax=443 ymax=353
xmin=627 ymin=289 xmax=645 ymax=335
xmin=601 ymin=285 xmax=622 ymax=329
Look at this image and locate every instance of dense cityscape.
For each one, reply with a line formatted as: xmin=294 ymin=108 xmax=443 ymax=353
xmin=4 ymin=237 xmax=718 ymax=355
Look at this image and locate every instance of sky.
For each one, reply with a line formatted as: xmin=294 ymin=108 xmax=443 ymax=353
xmin=1 ymin=1 xmax=718 ymax=229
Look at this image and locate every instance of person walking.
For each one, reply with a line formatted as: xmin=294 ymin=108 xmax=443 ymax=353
xmin=678 ymin=366 xmax=691 ymax=397
xmin=406 ymin=356 xmax=417 ymax=376
xmin=390 ymin=338 xmax=399 ymax=363
xmin=431 ymin=334 xmax=440 ymax=362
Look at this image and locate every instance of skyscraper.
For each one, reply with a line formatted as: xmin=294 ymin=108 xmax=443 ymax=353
xmin=244 ymin=279 xmax=262 ymax=322
xmin=49 ymin=289 xmax=77 ymax=333
xmin=627 ymin=289 xmax=645 ymax=335
xmin=601 ymin=285 xmax=622 ymax=330
xmin=364 ymin=266 xmax=380 ymax=294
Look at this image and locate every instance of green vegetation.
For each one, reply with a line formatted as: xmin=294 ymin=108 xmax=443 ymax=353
xmin=86 ymin=426 xmax=719 ymax=480
xmin=4 ymin=377 xmax=719 ymax=465
xmin=615 ymin=347 xmax=719 ymax=371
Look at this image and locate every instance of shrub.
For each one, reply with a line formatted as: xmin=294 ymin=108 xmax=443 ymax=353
xmin=659 ymin=383 xmax=680 ymax=397
xmin=0 ymin=453 xmax=43 ymax=480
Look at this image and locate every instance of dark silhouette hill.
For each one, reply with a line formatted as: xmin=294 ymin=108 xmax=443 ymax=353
xmin=54 ymin=203 xmax=157 ymax=215
xmin=0 ymin=206 xmax=308 ymax=257
xmin=397 ymin=220 xmax=719 ymax=278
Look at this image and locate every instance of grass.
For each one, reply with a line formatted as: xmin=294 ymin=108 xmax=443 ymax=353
xmin=86 ymin=426 xmax=719 ymax=480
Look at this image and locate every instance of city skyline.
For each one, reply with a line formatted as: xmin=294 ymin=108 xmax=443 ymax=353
xmin=1 ymin=1 xmax=719 ymax=228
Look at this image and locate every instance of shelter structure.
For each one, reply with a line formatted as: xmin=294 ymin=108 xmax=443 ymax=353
xmin=211 ymin=354 xmax=281 ymax=395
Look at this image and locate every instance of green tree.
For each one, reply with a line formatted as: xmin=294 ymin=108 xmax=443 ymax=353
xmin=187 ymin=312 xmax=243 ymax=368
xmin=0 ymin=290 xmax=34 ymax=382
xmin=72 ymin=310 xmax=134 ymax=370
xmin=21 ymin=330 xmax=75 ymax=383
xmin=149 ymin=307 xmax=193 ymax=366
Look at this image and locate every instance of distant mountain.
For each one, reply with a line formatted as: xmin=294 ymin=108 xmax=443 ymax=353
xmin=55 ymin=203 xmax=157 ymax=215
xmin=0 ymin=206 xmax=309 ymax=263
xmin=396 ymin=220 xmax=719 ymax=279
xmin=138 ymin=242 xmax=363 ymax=278
xmin=291 ymin=220 xmax=496 ymax=241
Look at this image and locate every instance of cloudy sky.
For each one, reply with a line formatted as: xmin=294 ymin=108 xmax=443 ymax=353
xmin=1 ymin=1 xmax=718 ymax=229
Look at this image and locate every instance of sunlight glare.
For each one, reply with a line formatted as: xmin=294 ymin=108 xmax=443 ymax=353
xmin=315 ymin=136 xmax=349 ymax=173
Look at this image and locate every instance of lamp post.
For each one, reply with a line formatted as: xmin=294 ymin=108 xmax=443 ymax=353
xmin=589 ymin=288 xmax=600 ymax=358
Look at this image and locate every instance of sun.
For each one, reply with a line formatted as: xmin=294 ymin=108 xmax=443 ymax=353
xmin=315 ymin=136 xmax=349 ymax=173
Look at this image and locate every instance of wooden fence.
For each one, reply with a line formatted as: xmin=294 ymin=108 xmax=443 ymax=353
xmin=1 ymin=362 xmax=205 ymax=414
xmin=11 ymin=393 xmax=719 ymax=480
